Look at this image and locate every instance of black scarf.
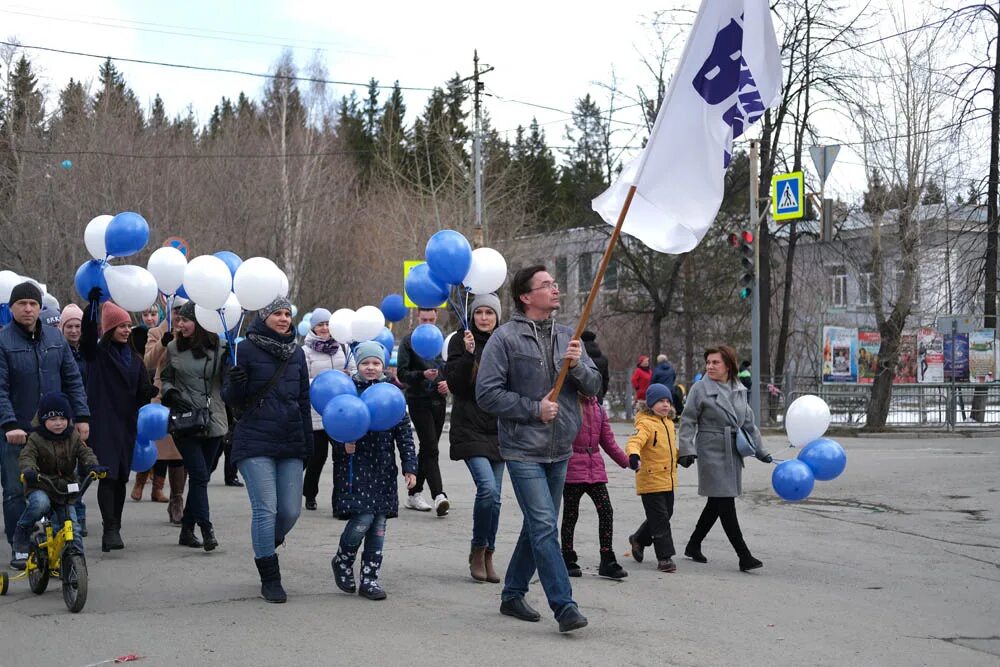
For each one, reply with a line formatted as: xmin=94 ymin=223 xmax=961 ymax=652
xmin=247 ymin=317 xmax=298 ymax=360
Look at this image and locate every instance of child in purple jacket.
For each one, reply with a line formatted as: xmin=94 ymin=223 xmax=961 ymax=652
xmin=561 ymin=394 xmax=630 ymax=579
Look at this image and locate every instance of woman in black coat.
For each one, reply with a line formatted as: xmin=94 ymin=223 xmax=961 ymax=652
xmin=445 ymin=293 xmax=504 ymax=583
xmin=222 ymin=297 xmax=311 ymax=604
xmin=82 ymin=291 xmax=157 ymax=553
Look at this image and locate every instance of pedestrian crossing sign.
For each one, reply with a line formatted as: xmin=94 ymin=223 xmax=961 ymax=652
xmin=771 ymin=171 xmax=804 ymax=221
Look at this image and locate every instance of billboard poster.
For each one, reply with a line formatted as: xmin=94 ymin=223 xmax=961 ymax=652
xmin=857 ymin=330 xmax=881 ymax=384
xmin=969 ymin=329 xmax=997 ymax=383
xmin=943 ymin=333 xmax=970 ymax=381
xmin=895 ymin=334 xmax=918 ymax=384
xmin=917 ymin=327 xmax=944 ymax=383
xmin=822 ymin=326 xmax=858 ymax=383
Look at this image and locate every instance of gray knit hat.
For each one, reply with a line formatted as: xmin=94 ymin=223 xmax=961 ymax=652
xmin=469 ymin=292 xmax=501 ymax=322
xmin=258 ymin=296 xmax=292 ymax=320
xmin=177 ymin=301 xmax=197 ymax=321
xmin=354 ymin=340 xmax=386 ymax=365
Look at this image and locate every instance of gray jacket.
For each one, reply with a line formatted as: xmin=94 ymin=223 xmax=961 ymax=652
xmin=160 ymin=341 xmax=228 ymax=439
xmin=678 ymin=377 xmax=770 ymax=497
xmin=475 ymin=312 xmax=602 ymax=463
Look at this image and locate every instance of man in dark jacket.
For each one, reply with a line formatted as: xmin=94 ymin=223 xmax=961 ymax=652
xmin=0 ymin=282 xmax=90 ymax=567
xmin=580 ymin=331 xmax=609 ymax=404
xmin=476 ymin=265 xmax=600 ymax=634
xmin=396 ymin=308 xmax=450 ymax=516
xmin=650 ymin=354 xmax=676 ymax=394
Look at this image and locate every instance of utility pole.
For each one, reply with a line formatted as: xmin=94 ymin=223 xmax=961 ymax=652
xmin=749 ymin=140 xmax=762 ymax=426
xmin=462 ymin=51 xmax=493 ymax=248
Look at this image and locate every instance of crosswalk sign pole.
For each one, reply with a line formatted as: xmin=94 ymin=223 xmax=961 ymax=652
xmin=749 ymin=140 xmax=761 ymax=427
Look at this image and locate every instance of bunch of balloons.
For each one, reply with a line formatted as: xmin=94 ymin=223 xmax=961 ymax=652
xmin=76 ymin=213 xmax=160 ymax=312
xmin=772 ymin=395 xmax=847 ymax=501
xmin=309 ymin=363 xmax=407 ymax=442
xmin=133 ymin=403 xmax=170 ymax=472
xmin=0 ymin=271 xmax=56 ymax=326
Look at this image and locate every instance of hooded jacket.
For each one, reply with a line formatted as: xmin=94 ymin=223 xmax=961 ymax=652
xmin=651 ymin=360 xmax=676 ymax=391
xmin=566 ymin=396 xmax=628 ymax=484
xmin=19 ymin=429 xmax=99 ymax=498
xmin=625 ymin=409 xmax=678 ymax=495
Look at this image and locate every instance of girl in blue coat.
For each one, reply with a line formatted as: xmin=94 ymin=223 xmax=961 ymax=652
xmin=331 ymin=340 xmax=417 ymax=600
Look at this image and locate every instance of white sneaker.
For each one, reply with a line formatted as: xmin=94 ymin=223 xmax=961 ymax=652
xmin=406 ymin=492 xmax=432 ymax=512
xmin=434 ymin=494 xmax=450 ymax=517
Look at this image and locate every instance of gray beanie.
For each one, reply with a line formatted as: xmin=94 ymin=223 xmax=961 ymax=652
xmin=469 ymin=293 xmax=501 ymax=322
xmin=177 ymin=301 xmax=197 ymax=321
xmin=310 ymin=307 xmax=332 ymax=331
xmin=258 ymin=296 xmax=292 ymax=320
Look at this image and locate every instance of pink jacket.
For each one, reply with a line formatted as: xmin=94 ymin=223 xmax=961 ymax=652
xmin=566 ymin=396 xmax=629 ymax=484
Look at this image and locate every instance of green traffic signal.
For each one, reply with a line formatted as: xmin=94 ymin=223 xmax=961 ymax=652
xmin=739 ymin=287 xmax=752 ymax=300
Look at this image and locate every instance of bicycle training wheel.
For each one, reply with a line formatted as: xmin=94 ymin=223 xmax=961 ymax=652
xmin=0 ymin=571 xmax=7 ymax=595
xmin=61 ymin=553 xmax=88 ymax=613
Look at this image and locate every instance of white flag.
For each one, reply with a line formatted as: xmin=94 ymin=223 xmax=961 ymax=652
xmin=593 ymin=0 xmax=782 ymax=254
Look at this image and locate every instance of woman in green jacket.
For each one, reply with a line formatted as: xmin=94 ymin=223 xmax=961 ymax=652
xmin=160 ymin=302 xmax=229 ymax=552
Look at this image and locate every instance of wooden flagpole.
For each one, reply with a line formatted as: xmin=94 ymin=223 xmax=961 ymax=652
xmin=547 ymin=184 xmax=637 ymax=401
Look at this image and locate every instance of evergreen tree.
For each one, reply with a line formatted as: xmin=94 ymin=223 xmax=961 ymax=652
xmin=262 ymin=53 xmax=306 ymax=139
xmin=149 ymin=94 xmax=167 ymax=131
xmin=377 ymin=82 xmax=409 ymax=173
xmin=362 ymin=78 xmax=380 ymax=139
xmin=556 ymin=94 xmax=608 ymax=227
xmin=93 ymin=58 xmax=142 ymax=124
xmin=921 ymin=178 xmax=944 ymax=205
xmin=1 ymin=55 xmax=44 ymax=138
xmin=56 ymin=78 xmax=88 ymax=128
xmin=512 ymin=117 xmax=559 ymax=228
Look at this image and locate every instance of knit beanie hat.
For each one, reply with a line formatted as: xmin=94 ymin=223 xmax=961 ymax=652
xmin=39 ymin=306 xmax=61 ymax=328
xmin=644 ymin=383 xmax=673 ymax=409
xmin=170 ymin=296 xmax=189 ymax=309
xmin=354 ymin=340 xmax=386 ymax=366
xmin=469 ymin=293 xmax=501 ymax=322
xmin=9 ymin=281 xmax=42 ymax=306
xmin=100 ymin=301 xmax=132 ymax=335
xmin=258 ymin=296 xmax=292 ymax=321
xmin=177 ymin=301 xmax=197 ymax=321
xmin=38 ymin=391 xmax=72 ymax=422
xmin=58 ymin=304 xmax=84 ymax=332
xmin=310 ymin=308 xmax=332 ymax=331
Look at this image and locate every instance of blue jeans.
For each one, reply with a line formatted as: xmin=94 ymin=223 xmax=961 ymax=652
xmin=1 ymin=440 xmax=26 ymax=546
xmin=502 ymin=459 xmax=576 ymax=618
xmin=465 ymin=457 xmax=504 ymax=550
xmin=175 ymin=436 xmax=223 ymax=529
xmin=17 ymin=490 xmax=83 ymax=551
xmin=237 ymin=457 xmax=303 ymax=559
xmin=339 ymin=513 xmax=386 ymax=561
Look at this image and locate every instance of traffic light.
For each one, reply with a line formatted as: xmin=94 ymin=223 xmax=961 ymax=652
xmin=729 ymin=230 xmax=754 ymax=300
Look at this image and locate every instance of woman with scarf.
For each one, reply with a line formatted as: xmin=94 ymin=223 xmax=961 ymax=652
xmin=81 ymin=289 xmax=157 ymax=553
xmin=300 ymin=308 xmax=355 ymax=513
xmin=222 ymin=297 xmax=311 ymax=603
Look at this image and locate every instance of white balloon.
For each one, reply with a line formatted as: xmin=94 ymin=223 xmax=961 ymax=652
xmin=0 ymin=270 xmax=22 ymax=302
xmin=329 ymin=308 xmax=355 ymax=344
xmin=184 ymin=255 xmax=232 ymax=310
xmin=194 ymin=292 xmax=242 ymax=335
xmin=462 ymin=247 xmax=507 ymax=294
xmin=42 ymin=293 xmax=60 ymax=311
xmin=147 ymin=247 xmax=187 ymax=295
xmin=278 ymin=270 xmax=289 ymax=297
xmin=233 ymin=257 xmax=283 ymax=311
xmin=351 ymin=305 xmax=385 ymax=342
xmin=105 ymin=265 xmax=158 ymax=312
xmin=785 ymin=394 xmax=832 ymax=447
xmin=442 ymin=331 xmax=456 ymax=361
xmin=84 ymin=215 xmax=114 ymax=260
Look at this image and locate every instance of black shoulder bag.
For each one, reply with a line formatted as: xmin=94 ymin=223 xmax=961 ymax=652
xmin=231 ymin=355 xmax=292 ymax=422
xmin=169 ymin=351 xmax=220 ymax=437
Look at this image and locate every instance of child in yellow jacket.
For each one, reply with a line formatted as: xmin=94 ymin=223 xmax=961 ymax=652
xmin=625 ymin=383 xmax=680 ymax=572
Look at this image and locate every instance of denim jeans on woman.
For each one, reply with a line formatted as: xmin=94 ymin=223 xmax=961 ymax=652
xmin=465 ymin=457 xmax=504 ymax=550
xmin=237 ymin=456 xmax=303 ymax=558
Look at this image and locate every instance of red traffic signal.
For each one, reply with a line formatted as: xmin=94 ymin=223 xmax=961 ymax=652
xmin=728 ymin=230 xmax=754 ymax=247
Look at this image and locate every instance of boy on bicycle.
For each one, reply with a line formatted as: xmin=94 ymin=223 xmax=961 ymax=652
xmin=11 ymin=392 xmax=105 ymax=569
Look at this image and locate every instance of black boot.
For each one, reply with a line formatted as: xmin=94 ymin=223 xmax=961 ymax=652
xmin=563 ymin=550 xmax=582 ymax=577
xmin=179 ymin=525 xmax=203 ymax=548
xmin=254 ymin=554 xmax=287 ymax=603
xmin=200 ymin=524 xmax=218 ymax=552
xmin=739 ymin=552 xmax=763 ymax=571
xmin=598 ymin=550 xmax=628 ymax=579
xmin=628 ymin=534 xmax=645 ymax=563
xmin=358 ymin=555 xmax=386 ymax=600
xmin=332 ymin=547 xmax=358 ymax=593
xmin=102 ymin=522 xmax=124 ymax=552
xmin=685 ymin=542 xmax=708 ymax=563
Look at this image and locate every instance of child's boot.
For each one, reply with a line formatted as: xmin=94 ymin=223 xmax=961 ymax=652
xmin=254 ymin=553 xmax=287 ymax=603
xmin=562 ymin=549 xmax=582 ymax=577
xmin=598 ymin=550 xmax=628 ymax=579
xmin=358 ymin=554 xmax=386 ymax=600
xmin=11 ymin=526 xmax=29 ymax=570
xmin=331 ymin=547 xmax=358 ymax=593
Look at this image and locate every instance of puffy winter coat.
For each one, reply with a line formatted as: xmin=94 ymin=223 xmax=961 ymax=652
xmin=160 ymin=339 xmax=229 ymax=439
xmin=332 ymin=375 xmax=417 ymax=518
xmin=446 ymin=326 xmax=501 ymax=462
xmin=650 ymin=361 xmax=676 ymax=392
xmin=625 ymin=410 xmax=678 ymax=495
xmin=631 ymin=365 xmax=651 ymax=400
xmin=222 ymin=318 xmax=312 ymax=464
xmin=301 ymin=333 xmax=354 ymax=431
xmin=565 ymin=396 xmax=628 ymax=484
xmin=19 ymin=429 xmax=98 ymax=497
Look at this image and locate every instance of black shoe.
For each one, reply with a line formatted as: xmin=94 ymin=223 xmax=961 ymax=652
xmin=500 ymin=596 xmax=541 ymax=622
xmin=225 ymin=478 xmax=244 ymax=487
xmin=739 ymin=554 xmax=763 ymax=572
xmin=598 ymin=552 xmax=628 ymax=579
xmin=102 ymin=525 xmax=125 ymax=552
xmin=628 ymin=534 xmax=644 ymax=563
xmin=200 ymin=525 xmax=218 ymax=552
xmin=657 ymin=558 xmax=677 ymax=573
xmin=563 ymin=550 xmax=582 ymax=577
xmin=255 ymin=554 xmax=287 ymax=603
xmin=558 ymin=604 xmax=589 ymax=633
xmin=305 ymin=498 xmax=317 ymax=511
xmin=179 ymin=526 xmax=203 ymax=548
xmin=685 ymin=545 xmax=708 ymax=563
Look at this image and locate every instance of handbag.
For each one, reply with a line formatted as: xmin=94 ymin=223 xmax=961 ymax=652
xmin=725 ymin=390 xmax=757 ymax=458
xmin=168 ymin=353 xmax=219 ymax=437
xmin=231 ymin=355 xmax=292 ymax=422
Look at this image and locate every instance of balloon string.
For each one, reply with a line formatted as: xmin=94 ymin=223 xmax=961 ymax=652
xmin=464 ymin=289 xmax=471 ymax=327
xmin=219 ymin=308 xmax=237 ymax=366
xmin=164 ymin=293 xmax=173 ymax=330
xmin=448 ymin=297 xmax=467 ymax=330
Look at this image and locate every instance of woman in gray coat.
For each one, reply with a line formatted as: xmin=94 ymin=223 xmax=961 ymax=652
xmin=677 ymin=344 xmax=772 ymax=571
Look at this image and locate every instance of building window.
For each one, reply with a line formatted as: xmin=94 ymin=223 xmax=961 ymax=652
xmin=858 ymin=269 xmax=874 ymax=306
xmin=554 ymin=257 xmax=568 ymax=293
xmin=578 ymin=253 xmax=593 ymax=292
xmin=602 ymin=258 xmax=618 ymax=291
xmin=829 ymin=265 xmax=847 ymax=308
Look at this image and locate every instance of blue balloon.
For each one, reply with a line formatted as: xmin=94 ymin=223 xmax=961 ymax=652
xmin=771 ymin=460 xmax=815 ymax=501
xmin=136 ymin=403 xmax=170 ymax=442
xmin=105 ymin=211 xmax=149 ymax=257
xmin=361 ymin=382 xmax=407 ymax=431
xmin=214 ymin=251 xmax=243 ymax=278
xmin=404 ymin=263 xmax=449 ymax=309
xmin=323 ymin=394 xmax=371 ymax=443
xmin=798 ymin=438 xmax=846 ymax=481
xmin=411 ymin=323 xmax=444 ymax=361
xmin=380 ymin=294 xmax=408 ymax=323
xmin=374 ymin=327 xmax=395 ymax=363
xmin=60 ymin=159 xmax=73 ymax=170
xmin=425 ymin=230 xmax=472 ymax=285
xmin=310 ymin=369 xmax=357 ymax=414
xmin=131 ymin=439 xmax=158 ymax=473
xmin=0 ymin=304 xmax=10 ymax=327
xmin=74 ymin=260 xmax=110 ymax=302
xmin=297 ymin=321 xmax=310 ymax=337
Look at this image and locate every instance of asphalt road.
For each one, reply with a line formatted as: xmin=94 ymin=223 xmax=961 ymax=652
xmin=1 ymin=429 xmax=997 ymax=667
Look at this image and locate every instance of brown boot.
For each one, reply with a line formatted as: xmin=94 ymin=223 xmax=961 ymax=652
xmin=150 ymin=474 xmax=169 ymax=503
xmin=167 ymin=466 xmax=187 ymax=525
xmin=130 ymin=471 xmax=150 ymax=501
xmin=484 ymin=548 xmax=501 ymax=583
xmin=469 ymin=546 xmax=488 ymax=582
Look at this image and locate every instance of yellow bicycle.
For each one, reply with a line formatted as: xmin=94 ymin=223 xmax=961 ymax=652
xmin=0 ymin=470 xmax=104 ymax=613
